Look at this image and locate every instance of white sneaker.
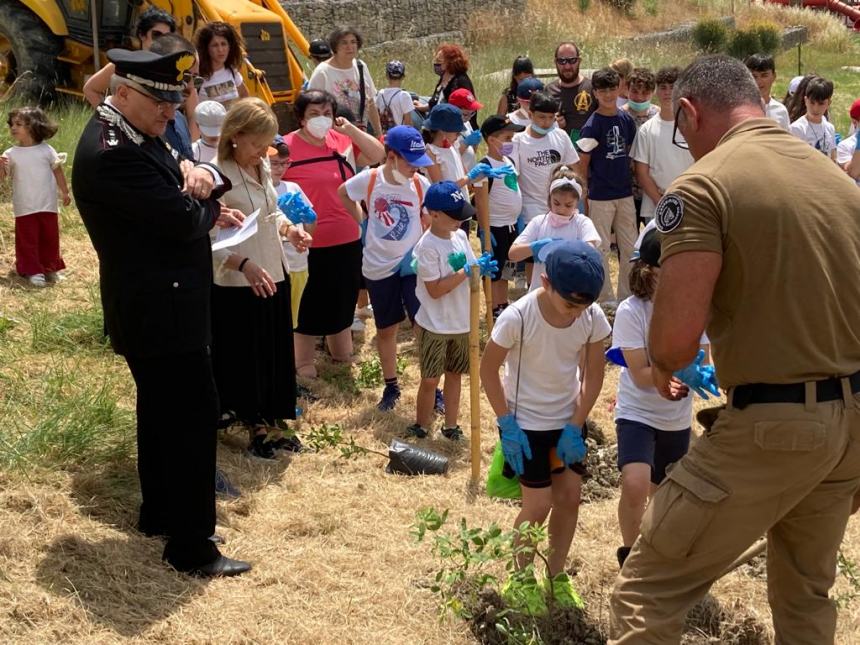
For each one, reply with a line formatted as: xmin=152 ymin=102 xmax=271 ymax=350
xmin=351 ymin=316 xmax=365 ymax=332
xmin=356 ymin=305 xmax=373 ymax=319
xmin=27 ymin=274 xmax=47 ymax=288
xmin=45 ymin=271 xmax=65 ymax=283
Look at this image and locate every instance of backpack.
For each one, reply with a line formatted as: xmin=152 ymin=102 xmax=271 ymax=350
xmin=378 ymin=89 xmax=405 ymax=133
xmin=478 ymin=155 xmax=517 ymax=193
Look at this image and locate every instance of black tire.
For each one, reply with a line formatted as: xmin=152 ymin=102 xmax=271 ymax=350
xmin=0 ymin=0 xmax=63 ymax=103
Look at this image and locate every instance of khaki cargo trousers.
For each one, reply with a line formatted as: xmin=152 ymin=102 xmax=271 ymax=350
xmin=610 ymin=381 xmax=860 ymax=644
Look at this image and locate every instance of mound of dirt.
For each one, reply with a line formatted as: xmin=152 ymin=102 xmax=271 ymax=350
xmin=582 ymin=437 xmax=620 ymax=504
xmin=683 ymin=594 xmax=770 ymax=645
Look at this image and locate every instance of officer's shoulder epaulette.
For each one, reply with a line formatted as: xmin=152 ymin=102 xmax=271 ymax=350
xmin=96 ymin=103 xmax=144 ymax=149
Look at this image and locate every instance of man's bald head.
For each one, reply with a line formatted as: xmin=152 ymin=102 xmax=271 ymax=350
xmin=673 ymin=55 xmax=766 ymax=160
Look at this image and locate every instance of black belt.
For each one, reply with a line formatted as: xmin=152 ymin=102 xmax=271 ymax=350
xmin=730 ymin=371 xmax=860 ymax=410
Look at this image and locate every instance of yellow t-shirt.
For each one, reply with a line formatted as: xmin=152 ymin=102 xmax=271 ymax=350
xmin=657 ymin=118 xmax=860 ymax=388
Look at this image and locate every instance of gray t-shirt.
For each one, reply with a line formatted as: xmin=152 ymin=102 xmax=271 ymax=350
xmin=546 ymin=77 xmax=596 ymax=139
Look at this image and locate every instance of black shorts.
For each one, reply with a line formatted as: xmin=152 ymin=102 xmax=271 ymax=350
xmin=490 ymin=224 xmax=518 ymax=283
xmin=501 ymin=426 xmax=590 ymax=489
xmin=365 ymin=272 xmax=420 ymax=329
xmin=616 ymin=418 xmax=691 ymax=485
xmin=296 ymin=239 xmax=361 ymax=336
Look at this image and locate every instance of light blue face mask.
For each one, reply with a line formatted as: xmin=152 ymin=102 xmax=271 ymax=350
xmin=627 ymin=99 xmax=653 ymax=112
xmin=531 ymin=123 xmax=556 ymax=136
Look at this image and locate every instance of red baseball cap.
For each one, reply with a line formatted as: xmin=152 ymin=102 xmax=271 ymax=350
xmin=850 ymin=98 xmax=860 ymax=121
xmin=448 ymin=88 xmax=483 ymax=111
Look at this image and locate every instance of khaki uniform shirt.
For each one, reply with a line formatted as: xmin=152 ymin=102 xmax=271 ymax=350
xmin=656 ymin=118 xmax=860 ymax=388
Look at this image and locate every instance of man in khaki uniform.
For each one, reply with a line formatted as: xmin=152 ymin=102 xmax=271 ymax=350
xmin=610 ymin=55 xmax=860 ymax=644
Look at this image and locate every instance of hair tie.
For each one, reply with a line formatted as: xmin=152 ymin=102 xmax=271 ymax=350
xmin=550 ymin=177 xmax=582 ymax=195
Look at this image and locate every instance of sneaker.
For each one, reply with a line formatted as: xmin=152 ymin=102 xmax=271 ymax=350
xmin=296 ymin=383 xmax=318 ymax=402
xmin=214 ymin=468 xmax=241 ymax=499
xmin=441 ymin=425 xmax=463 ymax=441
xmin=617 ymin=546 xmax=631 ymax=569
xmin=271 ymin=434 xmax=303 ymax=453
xmin=356 ymin=304 xmax=373 ymax=319
xmin=351 ymin=316 xmax=365 ymax=333
xmin=543 ymin=572 xmax=584 ymax=609
xmin=45 ymin=271 xmax=65 ymax=283
xmin=27 ymin=274 xmax=47 ymax=288
xmin=377 ymin=383 xmax=401 ymax=411
xmin=492 ymin=304 xmax=508 ymax=320
xmin=501 ymin=572 xmax=548 ymax=617
xmin=406 ymin=423 xmax=429 ymax=439
xmin=247 ymin=433 xmax=278 ymax=460
xmin=434 ymin=388 xmax=445 ymax=415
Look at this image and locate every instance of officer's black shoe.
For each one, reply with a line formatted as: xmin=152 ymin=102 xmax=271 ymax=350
xmin=187 ymin=555 xmax=252 ymax=578
xmin=617 ymin=546 xmax=631 ymax=569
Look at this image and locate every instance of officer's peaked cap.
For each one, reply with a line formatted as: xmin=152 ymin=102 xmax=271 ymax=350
xmin=108 ymin=49 xmax=194 ymax=104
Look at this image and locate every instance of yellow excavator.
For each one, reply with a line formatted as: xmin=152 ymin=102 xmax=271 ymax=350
xmin=0 ymin=0 xmax=309 ymax=127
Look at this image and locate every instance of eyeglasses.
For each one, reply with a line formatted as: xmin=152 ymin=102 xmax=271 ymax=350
xmin=672 ymin=105 xmax=689 ymax=150
xmin=127 ymin=85 xmax=181 ymax=113
xmin=182 ymin=72 xmax=205 ymax=90
xmin=556 ymin=57 xmax=580 ymax=66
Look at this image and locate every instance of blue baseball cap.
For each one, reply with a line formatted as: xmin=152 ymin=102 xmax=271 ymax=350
xmin=543 ymin=240 xmax=604 ymax=302
xmin=425 ymin=103 xmax=466 ymax=133
xmin=385 ymin=125 xmax=434 ymax=167
xmin=516 ymin=77 xmax=544 ymax=100
xmin=423 ymin=180 xmax=475 ymax=221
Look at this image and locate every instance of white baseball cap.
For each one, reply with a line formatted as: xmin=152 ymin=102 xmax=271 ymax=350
xmin=788 ymin=75 xmax=804 ymax=96
xmin=195 ymin=100 xmax=226 ymax=137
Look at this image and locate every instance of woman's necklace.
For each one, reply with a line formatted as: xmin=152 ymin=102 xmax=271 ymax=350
xmin=239 ymin=162 xmax=271 ymax=215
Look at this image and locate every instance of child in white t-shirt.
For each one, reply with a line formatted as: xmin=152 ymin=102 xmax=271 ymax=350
xmin=410 ymin=181 xmax=492 ymax=440
xmin=375 ymin=60 xmax=414 ymax=132
xmin=630 ymin=66 xmax=694 ymax=224
xmin=191 ymin=100 xmax=226 ymax=164
xmin=269 ymin=141 xmax=315 ymax=329
xmin=790 ymin=76 xmax=837 ymax=161
xmin=1 ymin=107 xmax=69 ymax=287
xmin=339 ymin=126 xmax=433 ymax=412
xmin=423 ymin=103 xmax=486 ymax=207
xmin=607 ymin=228 xmax=709 ymax=569
xmin=481 ymin=239 xmax=609 ymax=613
xmin=508 ymin=164 xmax=600 ymax=292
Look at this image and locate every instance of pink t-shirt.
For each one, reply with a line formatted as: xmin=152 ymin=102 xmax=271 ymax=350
xmin=283 ymin=130 xmax=360 ymax=248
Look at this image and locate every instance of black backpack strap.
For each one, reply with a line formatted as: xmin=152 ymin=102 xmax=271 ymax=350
xmin=357 ymin=59 xmax=366 ymax=127
xmin=479 ymin=156 xmax=494 ymax=193
xmin=290 ymin=152 xmax=356 ymax=181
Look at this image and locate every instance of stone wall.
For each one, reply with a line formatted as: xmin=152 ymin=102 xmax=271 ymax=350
xmin=280 ymin=0 xmax=526 ymax=49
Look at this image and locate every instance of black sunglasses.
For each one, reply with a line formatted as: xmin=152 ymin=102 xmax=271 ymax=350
xmin=672 ymin=105 xmax=689 ymax=150
xmin=556 ymin=57 xmax=580 ymax=66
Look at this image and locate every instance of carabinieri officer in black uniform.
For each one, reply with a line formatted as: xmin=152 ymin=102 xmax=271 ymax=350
xmin=72 ymin=48 xmax=250 ymax=577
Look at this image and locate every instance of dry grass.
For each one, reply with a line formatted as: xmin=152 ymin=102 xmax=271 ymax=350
xmin=3 ymin=200 xmax=860 ymax=644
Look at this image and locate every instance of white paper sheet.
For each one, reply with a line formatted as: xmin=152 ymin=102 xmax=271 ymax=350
xmin=212 ymin=208 xmax=259 ymax=251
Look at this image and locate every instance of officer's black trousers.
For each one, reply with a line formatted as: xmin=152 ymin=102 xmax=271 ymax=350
xmin=125 ymin=348 xmax=220 ymax=569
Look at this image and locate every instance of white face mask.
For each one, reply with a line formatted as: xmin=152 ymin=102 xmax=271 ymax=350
xmin=305 ymin=115 xmax=332 ymax=139
xmin=391 ymin=165 xmax=411 ymax=184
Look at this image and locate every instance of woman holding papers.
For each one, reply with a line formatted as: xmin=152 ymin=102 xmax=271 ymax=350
xmin=212 ymin=98 xmax=312 ymax=460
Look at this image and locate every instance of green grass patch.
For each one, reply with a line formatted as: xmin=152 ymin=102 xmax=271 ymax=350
xmin=29 ymin=286 xmax=108 ymax=354
xmin=0 ymin=359 xmax=135 ymax=470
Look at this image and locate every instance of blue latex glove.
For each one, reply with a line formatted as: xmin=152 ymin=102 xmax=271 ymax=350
xmin=515 ymin=214 xmax=526 ymax=235
xmin=498 ymin=413 xmax=532 ymax=476
xmin=673 ymin=349 xmax=721 ymax=399
xmin=467 ymin=162 xmax=516 ymax=182
xmin=398 ymin=249 xmax=417 ymax=276
xmin=605 ymin=347 xmax=627 ymax=368
xmin=557 ymin=423 xmax=587 ymax=466
xmin=466 ymin=251 xmax=499 ymax=278
xmin=463 ymin=130 xmax=482 ymax=147
xmin=277 ymin=191 xmax=317 ymax=225
xmin=529 ymin=237 xmax=557 ymax=261
xmin=295 ymin=406 xmax=303 ymax=418
xmin=477 ymin=227 xmax=497 ymax=250
xmin=448 ymin=251 xmax=468 ymax=273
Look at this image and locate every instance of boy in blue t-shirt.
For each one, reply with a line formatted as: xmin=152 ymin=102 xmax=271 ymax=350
xmin=577 ymin=67 xmax=637 ymax=307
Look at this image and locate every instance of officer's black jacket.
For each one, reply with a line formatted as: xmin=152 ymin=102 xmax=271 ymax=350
xmin=72 ymin=103 xmax=230 ymax=358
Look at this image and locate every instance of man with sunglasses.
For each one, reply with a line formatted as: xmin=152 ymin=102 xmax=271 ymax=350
xmin=546 ymin=41 xmax=596 ymax=144
xmin=609 ymin=55 xmax=860 ymax=645
xmin=73 ymin=48 xmax=252 ymax=578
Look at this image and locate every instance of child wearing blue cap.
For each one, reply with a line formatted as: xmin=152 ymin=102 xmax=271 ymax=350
xmin=606 ymin=229 xmax=710 ymax=569
xmin=410 ymin=181 xmax=489 ymax=439
xmin=480 ymin=239 xmax=610 ymax=615
xmin=338 ymin=126 xmax=433 ymax=412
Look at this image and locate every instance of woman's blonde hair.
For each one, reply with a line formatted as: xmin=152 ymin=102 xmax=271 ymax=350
xmin=218 ymin=97 xmax=279 ymax=162
xmin=611 ymin=57 xmax=634 ymax=82
xmin=546 ymin=163 xmax=584 ymax=207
